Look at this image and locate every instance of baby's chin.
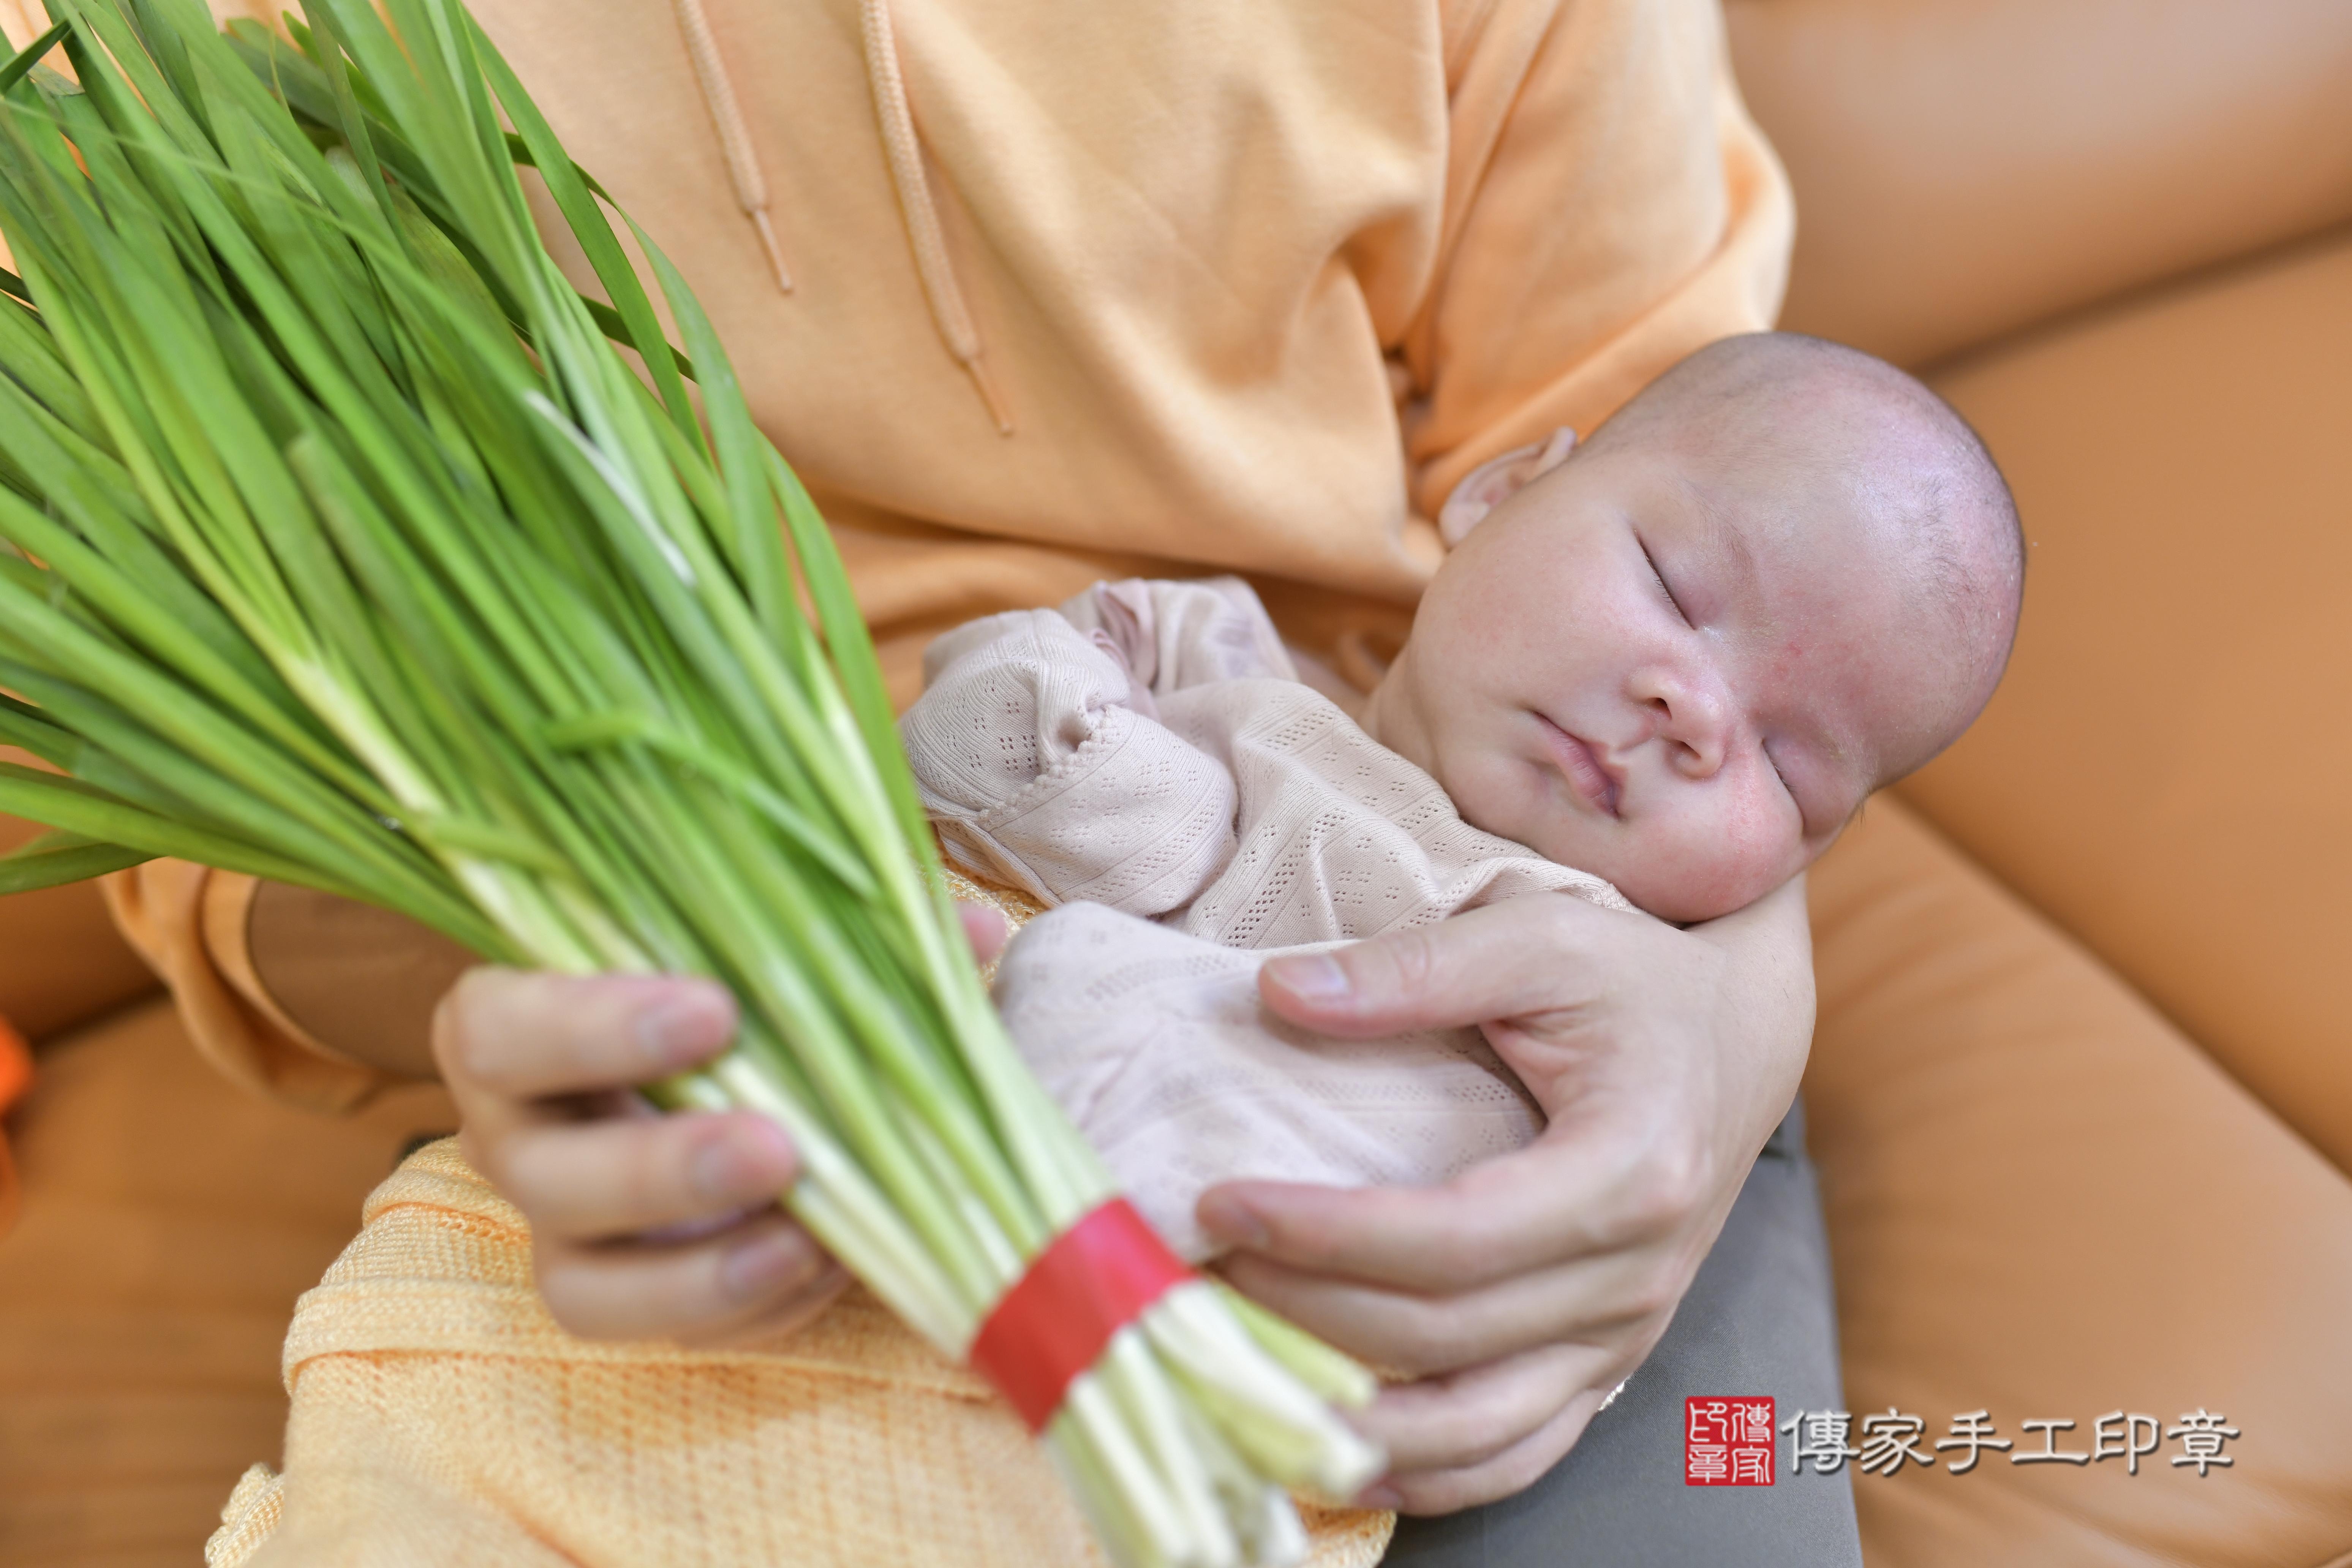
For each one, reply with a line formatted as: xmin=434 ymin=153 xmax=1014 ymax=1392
xmin=1607 ymin=854 xmax=1790 ymax=926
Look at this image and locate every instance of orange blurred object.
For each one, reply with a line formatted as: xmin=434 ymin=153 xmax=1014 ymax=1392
xmin=0 ymin=1012 xmax=29 ymax=1238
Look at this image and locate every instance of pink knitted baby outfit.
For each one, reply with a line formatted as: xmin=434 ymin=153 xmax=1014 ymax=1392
xmin=899 ymin=579 xmax=1632 ymax=1259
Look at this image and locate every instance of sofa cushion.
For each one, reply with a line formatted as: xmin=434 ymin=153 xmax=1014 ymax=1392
xmin=0 ymin=999 xmax=452 ymax=1568
xmin=0 ymin=774 xmax=161 ymax=1040
xmin=1897 ymin=228 xmax=2352 ymax=1174
xmin=1726 ymin=0 xmax=2352 ymax=365
xmin=1807 ymin=795 xmax=2352 ymax=1568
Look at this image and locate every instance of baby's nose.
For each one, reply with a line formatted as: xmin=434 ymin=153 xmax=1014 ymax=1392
xmin=1638 ymin=671 xmax=1730 ymax=777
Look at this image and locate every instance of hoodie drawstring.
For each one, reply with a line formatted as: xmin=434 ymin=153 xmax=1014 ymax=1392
xmin=857 ymin=0 xmax=1012 ymax=435
xmin=669 ymin=0 xmax=793 ymax=293
xmin=667 ymin=0 xmax=1014 ymax=435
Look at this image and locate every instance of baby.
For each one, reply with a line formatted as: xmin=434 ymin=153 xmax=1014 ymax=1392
xmin=901 ymin=332 xmax=2022 ymax=1257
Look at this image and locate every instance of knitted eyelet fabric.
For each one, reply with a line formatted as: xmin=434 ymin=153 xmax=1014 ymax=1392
xmin=905 ymin=579 xmax=1630 ymax=1260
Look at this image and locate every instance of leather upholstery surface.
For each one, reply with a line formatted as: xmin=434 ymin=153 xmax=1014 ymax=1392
xmin=0 ymin=1001 xmax=451 ymax=1568
xmin=1807 ymin=796 xmax=2352 ymax=1568
xmin=1903 ymin=229 xmax=2352 ymax=1174
xmin=0 ymin=783 xmax=161 ymax=1040
xmin=1726 ymin=0 xmax=2352 ymax=366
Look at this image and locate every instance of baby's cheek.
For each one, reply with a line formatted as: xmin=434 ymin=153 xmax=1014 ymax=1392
xmin=1619 ymin=792 xmax=1800 ymax=923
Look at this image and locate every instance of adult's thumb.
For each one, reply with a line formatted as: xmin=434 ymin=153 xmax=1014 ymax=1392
xmin=1257 ymin=900 xmax=1606 ymax=1037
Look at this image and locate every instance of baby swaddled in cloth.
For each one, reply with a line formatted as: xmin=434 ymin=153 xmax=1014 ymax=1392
xmin=907 ymin=576 xmax=1633 ymax=1262
xmin=212 ymin=335 xmax=2022 ymax=1568
xmin=911 ymin=332 xmax=2023 ymax=1265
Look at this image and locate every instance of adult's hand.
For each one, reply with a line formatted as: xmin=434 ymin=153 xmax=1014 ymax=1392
xmin=434 ymin=905 xmax=1010 ymax=1345
xmin=1198 ymin=876 xmax=1815 ymax=1514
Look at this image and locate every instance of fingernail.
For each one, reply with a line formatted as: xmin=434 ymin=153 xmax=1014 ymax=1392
xmin=721 ymin=1229 xmax=812 ymax=1304
xmin=1356 ymin=1484 xmax=1401 ymax=1510
xmin=635 ymin=990 xmax=730 ymax=1068
xmin=689 ymin=1120 xmax=791 ymax=1201
xmin=1196 ymin=1192 xmax=1269 ymax=1251
xmin=1266 ymin=953 xmax=1350 ymax=1003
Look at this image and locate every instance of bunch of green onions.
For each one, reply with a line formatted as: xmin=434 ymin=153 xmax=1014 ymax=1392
xmin=0 ymin=2 xmax=1381 ymax=1561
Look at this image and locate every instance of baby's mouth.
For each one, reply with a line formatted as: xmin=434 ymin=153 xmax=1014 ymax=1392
xmin=1534 ymin=713 xmax=1621 ymax=817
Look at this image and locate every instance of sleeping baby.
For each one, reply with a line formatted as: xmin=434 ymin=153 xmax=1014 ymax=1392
xmin=901 ymin=331 xmax=2023 ymax=1259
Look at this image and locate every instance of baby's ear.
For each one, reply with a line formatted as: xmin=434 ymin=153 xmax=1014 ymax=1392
xmin=1437 ymin=427 xmax=1577 ymax=546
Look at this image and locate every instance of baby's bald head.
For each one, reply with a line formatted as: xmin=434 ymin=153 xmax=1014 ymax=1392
xmin=1377 ymin=330 xmax=2026 ymax=920
xmin=1585 ymin=332 xmax=2024 ymax=785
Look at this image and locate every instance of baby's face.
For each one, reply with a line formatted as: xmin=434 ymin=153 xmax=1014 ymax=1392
xmin=1371 ymin=434 xmax=1961 ymax=922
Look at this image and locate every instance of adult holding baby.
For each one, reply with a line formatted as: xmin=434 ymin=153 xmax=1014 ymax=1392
xmin=114 ymin=0 xmax=1854 ymax=1560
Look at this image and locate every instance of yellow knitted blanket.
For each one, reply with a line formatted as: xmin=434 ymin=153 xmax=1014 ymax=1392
xmin=209 ymin=872 xmax=1394 ymax=1568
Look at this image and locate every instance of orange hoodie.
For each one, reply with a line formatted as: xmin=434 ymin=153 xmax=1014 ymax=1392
xmin=72 ymin=0 xmax=1790 ymax=1101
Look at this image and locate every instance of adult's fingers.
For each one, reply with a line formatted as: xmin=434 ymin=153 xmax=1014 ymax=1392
xmin=686 ymin=1261 xmax=854 ymax=1348
xmin=958 ymin=901 xmax=1011 ymax=966
xmin=1381 ymin=1383 xmax=1612 ymax=1515
xmin=534 ymin=1209 xmax=836 ymax=1343
xmin=434 ymin=967 xmax=738 ymax=1101
xmin=1353 ymin=1341 xmax=1610 ymax=1478
xmin=485 ymin=1110 xmax=801 ymax=1241
xmin=1219 ymin=1245 xmax=1664 ymax=1379
xmin=1198 ymin=1123 xmax=1688 ymax=1293
xmin=1257 ymin=897 xmax=1630 ymax=1039
xmin=442 ymin=904 xmax=1001 ymax=1113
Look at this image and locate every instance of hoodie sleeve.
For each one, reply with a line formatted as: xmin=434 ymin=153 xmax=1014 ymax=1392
xmin=100 ymin=864 xmax=399 ymax=1111
xmin=1403 ymin=0 xmax=1794 ymax=516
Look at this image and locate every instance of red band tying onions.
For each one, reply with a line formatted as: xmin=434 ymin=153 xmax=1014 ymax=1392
xmin=968 ymin=1198 xmax=1192 ymax=1431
